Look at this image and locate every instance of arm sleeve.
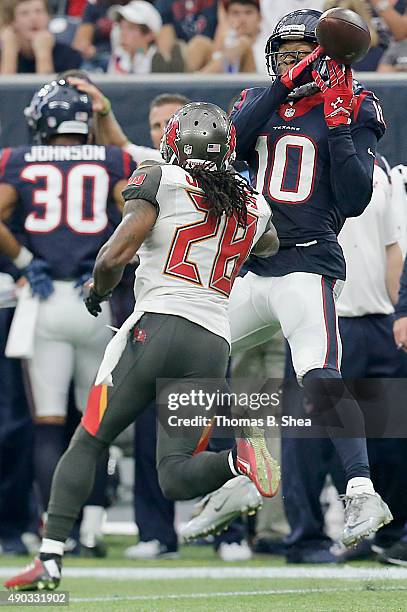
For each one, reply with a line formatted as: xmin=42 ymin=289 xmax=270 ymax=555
xmin=328 ymin=91 xmax=386 ymax=218
xmin=230 ymin=80 xmax=290 ymax=160
xmin=328 ymin=125 xmax=377 ymax=217
xmin=122 ymin=164 xmax=163 ymax=211
xmin=395 ymin=258 xmax=407 ymax=319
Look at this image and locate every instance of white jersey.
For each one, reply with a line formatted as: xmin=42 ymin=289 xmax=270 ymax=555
xmin=122 ymin=163 xmax=271 ymax=344
xmin=337 ymin=163 xmax=402 ymax=317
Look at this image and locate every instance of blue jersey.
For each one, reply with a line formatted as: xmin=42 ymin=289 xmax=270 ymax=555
xmin=231 ymin=83 xmax=386 ymax=280
xmin=0 ymin=145 xmax=135 ymax=279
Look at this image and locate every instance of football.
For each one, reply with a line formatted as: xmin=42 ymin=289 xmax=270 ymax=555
xmin=316 ymin=8 xmax=371 ymax=65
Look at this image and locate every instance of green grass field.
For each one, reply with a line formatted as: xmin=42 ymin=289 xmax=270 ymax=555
xmin=1 ymin=537 xmax=407 ymax=611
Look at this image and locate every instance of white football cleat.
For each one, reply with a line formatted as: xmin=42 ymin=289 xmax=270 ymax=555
xmin=180 ymin=476 xmax=262 ymax=542
xmin=341 ymin=492 xmax=393 ymax=547
xmin=124 ymin=540 xmax=179 ymax=560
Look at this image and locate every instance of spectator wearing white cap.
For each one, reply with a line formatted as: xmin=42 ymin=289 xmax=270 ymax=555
xmin=108 ymin=1 xmax=184 ymax=73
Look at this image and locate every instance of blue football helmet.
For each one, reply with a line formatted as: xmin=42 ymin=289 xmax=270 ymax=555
xmin=24 ymin=79 xmax=92 ymax=144
xmin=265 ymin=9 xmax=322 ymax=78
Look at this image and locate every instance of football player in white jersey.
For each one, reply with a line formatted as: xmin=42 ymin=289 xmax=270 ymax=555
xmin=5 ymin=102 xmax=279 ymax=591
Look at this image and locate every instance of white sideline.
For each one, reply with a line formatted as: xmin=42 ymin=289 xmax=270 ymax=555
xmin=70 ymin=586 xmax=407 ymax=604
xmin=1 ymin=566 xmax=407 ymax=580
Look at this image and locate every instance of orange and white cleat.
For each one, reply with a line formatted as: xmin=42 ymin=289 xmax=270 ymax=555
xmin=236 ymin=426 xmax=280 ymax=497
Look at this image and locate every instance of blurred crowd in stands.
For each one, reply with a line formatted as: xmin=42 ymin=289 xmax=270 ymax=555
xmin=0 ymin=0 xmax=407 ymax=76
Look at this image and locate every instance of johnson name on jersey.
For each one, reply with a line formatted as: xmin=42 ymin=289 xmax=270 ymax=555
xmin=0 ymin=145 xmax=135 ymax=279
xmin=122 ymin=163 xmax=271 ymax=343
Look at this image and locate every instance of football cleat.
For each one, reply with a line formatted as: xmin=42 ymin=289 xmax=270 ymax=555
xmin=124 ymin=540 xmax=179 ymax=560
xmin=4 ymin=558 xmax=61 ymax=591
xmin=217 ymin=540 xmax=253 ymax=562
xmin=341 ymin=493 xmax=393 ymax=547
xmin=180 ymin=476 xmax=262 ymax=542
xmin=80 ymin=539 xmax=107 ymax=558
xmin=236 ymin=426 xmax=280 ymax=497
xmin=378 ymin=541 xmax=407 ymax=567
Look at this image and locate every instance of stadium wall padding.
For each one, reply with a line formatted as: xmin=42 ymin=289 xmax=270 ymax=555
xmin=0 ymin=74 xmax=405 ymax=166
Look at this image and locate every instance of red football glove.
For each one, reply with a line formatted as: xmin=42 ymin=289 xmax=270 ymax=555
xmin=312 ymin=60 xmax=355 ymax=129
xmin=280 ymin=44 xmax=324 ymax=90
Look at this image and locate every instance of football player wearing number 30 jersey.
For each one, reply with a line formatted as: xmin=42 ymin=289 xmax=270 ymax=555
xmin=189 ymin=9 xmax=392 ymax=547
xmin=0 ymin=79 xmax=136 ymax=555
xmin=5 ymin=102 xmax=278 ymax=591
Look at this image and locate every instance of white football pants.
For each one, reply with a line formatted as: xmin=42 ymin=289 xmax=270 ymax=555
xmin=229 ymin=271 xmax=344 ymax=382
xmin=26 ymin=281 xmax=112 ymax=418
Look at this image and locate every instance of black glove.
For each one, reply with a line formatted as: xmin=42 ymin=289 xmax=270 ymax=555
xmin=23 ymin=259 xmax=54 ymax=299
xmin=84 ymin=285 xmax=111 ymax=317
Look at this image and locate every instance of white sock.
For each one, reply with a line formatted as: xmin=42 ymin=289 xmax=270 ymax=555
xmin=346 ymin=477 xmax=375 ymax=497
xmin=80 ymin=505 xmax=105 ymax=547
xmin=43 ymin=559 xmax=61 ymax=578
xmin=40 ymin=538 xmax=64 ymax=557
xmin=228 ymin=451 xmax=239 ymax=477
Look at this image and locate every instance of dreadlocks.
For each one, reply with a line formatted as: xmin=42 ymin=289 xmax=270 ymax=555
xmin=187 ymin=163 xmax=256 ymax=226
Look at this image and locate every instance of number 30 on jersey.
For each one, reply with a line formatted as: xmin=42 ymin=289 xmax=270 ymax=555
xmin=22 ymin=163 xmax=109 ymax=234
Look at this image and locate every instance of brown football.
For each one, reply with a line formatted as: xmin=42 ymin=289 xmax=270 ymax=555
xmin=316 ymin=8 xmax=371 ymax=65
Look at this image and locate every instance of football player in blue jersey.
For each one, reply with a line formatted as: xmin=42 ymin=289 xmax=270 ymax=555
xmin=181 ymin=9 xmax=393 ymax=547
xmin=0 ymin=79 xmax=136 ymax=555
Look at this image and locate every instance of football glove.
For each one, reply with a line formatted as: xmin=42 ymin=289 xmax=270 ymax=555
xmin=312 ymin=60 xmax=354 ymax=129
xmin=280 ymin=45 xmax=324 ymax=90
xmin=84 ymin=284 xmax=111 ymax=317
xmin=23 ymin=259 xmax=54 ymax=300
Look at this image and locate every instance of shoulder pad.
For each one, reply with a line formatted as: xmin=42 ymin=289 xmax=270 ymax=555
xmin=352 ymin=89 xmax=386 ymax=141
xmin=138 ymin=159 xmax=165 ymax=169
xmin=122 ymin=164 xmax=162 ymax=210
xmin=0 ymin=147 xmax=29 ymax=183
xmin=231 ymin=87 xmax=267 ymax=115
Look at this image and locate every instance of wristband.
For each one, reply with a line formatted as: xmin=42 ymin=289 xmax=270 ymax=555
xmin=98 ymin=97 xmax=112 ymax=117
xmin=13 ymin=246 xmax=33 ymax=269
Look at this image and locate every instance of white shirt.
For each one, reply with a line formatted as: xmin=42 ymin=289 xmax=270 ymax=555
xmin=108 ymin=44 xmax=157 ymax=75
xmin=133 ymin=164 xmax=271 ymax=344
xmin=390 ymin=165 xmax=407 ymax=256
xmin=336 ymin=164 xmax=402 ymax=318
xmin=125 ymin=142 xmax=163 ymax=166
xmin=252 ymin=32 xmax=269 ymax=74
